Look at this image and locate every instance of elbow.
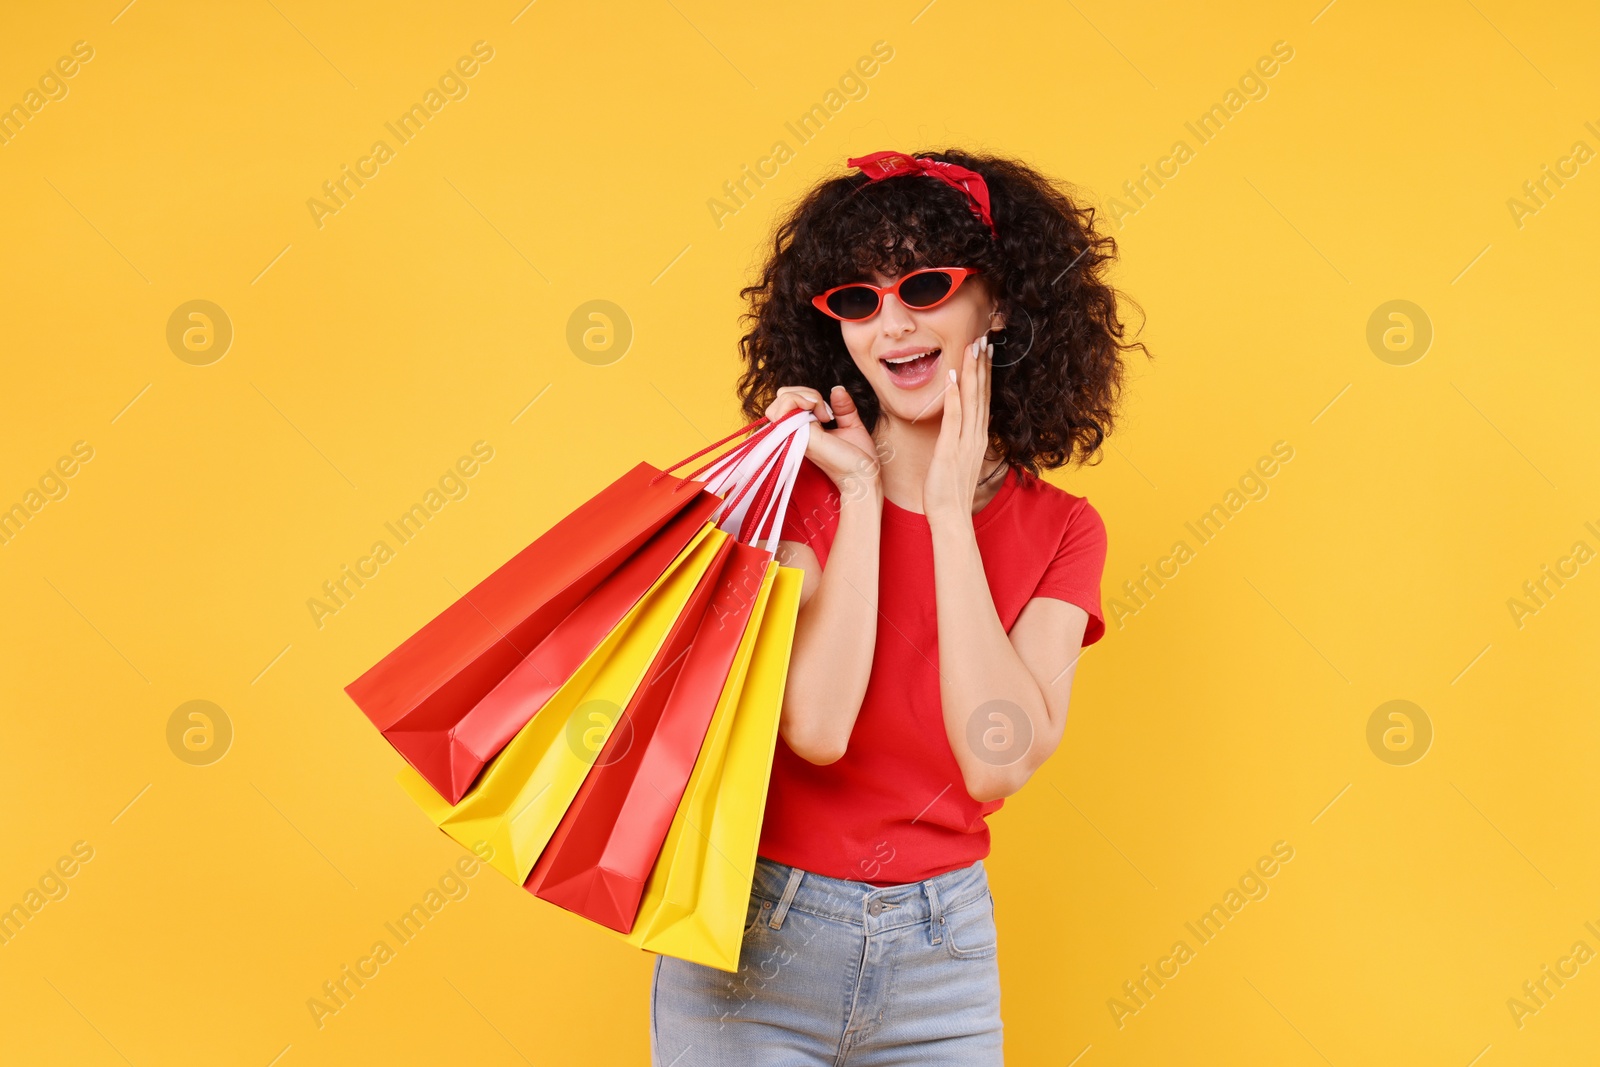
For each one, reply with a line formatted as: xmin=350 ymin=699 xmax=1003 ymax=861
xmin=804 ymin=744 xmax=849 ymax=766
xmin=780 ymin=721 xmax=849 ymax=765
xmin=962 ymin=764 xmax=1031 ymax=803
xmin=963 ymin=718 xmax=1063 ymax=801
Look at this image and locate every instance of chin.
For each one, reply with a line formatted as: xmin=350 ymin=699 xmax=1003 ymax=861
xmin=882 ymin=392 xmax=945 ymax=423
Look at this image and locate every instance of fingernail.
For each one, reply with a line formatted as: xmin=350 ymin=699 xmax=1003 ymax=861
xmin=948 ymin=369 xmax=956 ymax=383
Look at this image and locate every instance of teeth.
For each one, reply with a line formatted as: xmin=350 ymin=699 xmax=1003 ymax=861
xmin=885 ymin=350 xmax=938 ymax=365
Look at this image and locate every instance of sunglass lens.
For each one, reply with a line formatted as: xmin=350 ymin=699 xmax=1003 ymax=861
xmin=899 ymin=270 xmax=956 ymax=308
xmin=826 ymin=286 xmax=880 ymax=320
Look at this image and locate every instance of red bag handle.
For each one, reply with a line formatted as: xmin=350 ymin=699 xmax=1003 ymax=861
xmin=649 ymin=410 xmax=810 ymax=548
xmin=648 ymin=415 xmax=769 ymax=491
xmin=682 ymin=408 xmax=811 ymax=484
xmin=648 ymin=408 xmax=811 ymax=494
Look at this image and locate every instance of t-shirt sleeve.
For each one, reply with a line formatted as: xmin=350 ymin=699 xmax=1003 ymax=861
xmin=1031 ymin=498 xmax=1108 ymax=647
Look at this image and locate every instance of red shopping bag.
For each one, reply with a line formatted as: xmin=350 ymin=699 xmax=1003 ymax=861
xmin=347 ymin=465 xmax=712 ymax=791
xmin=525 ymin=539 xmax=773 ymax=931
xmin=346 ymin=416 xmax=796 ymax=799
xmin=417 ymin=500 xmax=716 ymax=803
xmin=522 ymin=434 xmax=803 ymax=932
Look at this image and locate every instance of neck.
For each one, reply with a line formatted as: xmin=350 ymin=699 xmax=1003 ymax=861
xmin=872 ymin=405 xmax=1005 ymax=515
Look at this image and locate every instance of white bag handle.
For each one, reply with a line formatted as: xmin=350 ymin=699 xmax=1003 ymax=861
xmin=701 ymin=411 xmax=815 ymax=554
xmin=748 ymin=419 xmax=810 ymax=554
xmin=701 ymin=410 xmax=812 ymax=493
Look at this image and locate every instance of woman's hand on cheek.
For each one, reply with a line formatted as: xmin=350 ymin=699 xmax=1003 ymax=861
xmin=923 ymin=336 xmax=992 ymax=525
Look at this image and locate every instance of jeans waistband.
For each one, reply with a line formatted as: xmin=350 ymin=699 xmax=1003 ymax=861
xmin=748 ymin=855 xmax=989 ymax=937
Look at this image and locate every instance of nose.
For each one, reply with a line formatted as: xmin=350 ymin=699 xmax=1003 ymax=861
xmin=877 ymin=294 xmax=917 ymax=336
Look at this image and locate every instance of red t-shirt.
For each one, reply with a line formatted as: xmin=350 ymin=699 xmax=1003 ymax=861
xmin=758 ymin=456 xmax=1108 ymax=886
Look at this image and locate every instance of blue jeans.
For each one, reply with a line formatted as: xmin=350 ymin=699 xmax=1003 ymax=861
xmin=650 ymin=854 xmax=1003 ymax=1065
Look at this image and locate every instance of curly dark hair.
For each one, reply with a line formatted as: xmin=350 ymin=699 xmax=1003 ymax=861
xmin=734 ymin=148 xmax=1149 ymax=481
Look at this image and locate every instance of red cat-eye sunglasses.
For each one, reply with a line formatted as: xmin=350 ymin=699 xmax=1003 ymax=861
xmin=810 ymin=267 xmax=980 ymax=322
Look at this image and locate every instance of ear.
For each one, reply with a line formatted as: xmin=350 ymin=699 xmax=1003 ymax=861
xmin=989 ymin=307 xmax=1007 ymax=330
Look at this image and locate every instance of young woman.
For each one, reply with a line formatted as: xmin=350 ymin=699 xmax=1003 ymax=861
xmin=651 ymin=148 xmax=1144 ymax=1065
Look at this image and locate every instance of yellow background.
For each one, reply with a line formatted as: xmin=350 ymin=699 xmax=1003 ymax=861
xmin=2 ymin=1 xmax=1596 ymax=1063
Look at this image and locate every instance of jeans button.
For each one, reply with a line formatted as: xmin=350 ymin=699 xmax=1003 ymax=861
xmin=868 ymin=899 xmax=882 ymax=915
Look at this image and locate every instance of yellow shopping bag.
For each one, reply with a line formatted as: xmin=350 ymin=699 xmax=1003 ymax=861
xmin=397 ymin=523 xmax=730 ymax=884
xmin=610 ymin=561 xmax=803 ymax=971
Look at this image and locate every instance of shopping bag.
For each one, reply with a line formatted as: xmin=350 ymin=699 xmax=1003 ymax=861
xmin=395 ymin=523 xmax=732 ymax=885
xmin=404 ymin=409 xmax=813 ymax=803
xmin=525 ymin=537 xmax=776 ymax=932
xmin=355 ymin=412 xmax=809 ymax=801
xmin=605 ymin=563 xmax=803 ymax=972
xmin=347 ymin=462 xmax=721 ymax=791
xmin=523 ymin=418 xmax=810 ymax=932
xmin=423 ymin=501 xmax=716 ymax=804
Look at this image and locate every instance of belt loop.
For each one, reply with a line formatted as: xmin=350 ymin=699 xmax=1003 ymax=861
xmin=769 ymin=866 xmax=804 ymax=930
xmin=924 ymin=878 xmax=944 ymax=945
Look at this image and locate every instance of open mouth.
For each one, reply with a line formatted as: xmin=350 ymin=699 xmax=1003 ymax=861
xmin=881 ymin=348 xmax=942 ymax=388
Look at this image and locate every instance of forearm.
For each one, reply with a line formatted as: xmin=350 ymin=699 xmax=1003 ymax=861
xmin=930 ymin=513 xmax=1051 ymax=801
xmin=778 ymin=484 xmax=883 ymax=763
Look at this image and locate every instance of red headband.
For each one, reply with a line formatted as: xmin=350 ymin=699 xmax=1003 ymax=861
xmin=846 ymin=150 xmax=998 ymax=239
